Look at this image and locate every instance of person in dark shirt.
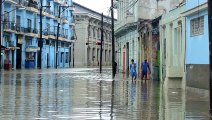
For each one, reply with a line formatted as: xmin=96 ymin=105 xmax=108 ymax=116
xmin=141 ymin=59 xmax=151 ymax=81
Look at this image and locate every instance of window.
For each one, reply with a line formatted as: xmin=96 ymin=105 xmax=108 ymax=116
xmin=61 ymin=52 xmax=64 ymax=63
xmin=54 ymin=26 xmax=57 ymax=35
xmin=97 ymin=49 xmax=99 ymax=61
xmin=190 ymin=16 xmax=204 ymax=36
xmin=62 ymin=28 xmax=65 ymax=36
xmin=109 ymin=50 xmax=111 ymax=61
xmin=92 ymin=48 xmax=95 ymax=61
xmin=27 ymin=19 xmax=32 ymax=28
xmin=105 ymin=50 xmax=107 ymax=61
xmin=4 ymin=11 xmax=9 ymax=21
xmin=162 ymin=26 xmax=166 ymax=59
xmin=65 ymin=29 xmax=68 ymax=37
xmin=109 ymin=32 xmax=112 ymax=41
xmin=54 ymin=5 xmax=59 ymax=16
xmin=93 ymin=28 xmax=96 ymax=38
xmin=34 ymin=14 xmax=37 ymax=30
xmin=88 ymin=26 xmax=91 ymax=37
xmin=26 ymin=39 xmax=32 ymax=46
xmin=46 ymin=23 xmax=50 ymax=33
xmin=97 ymin=28 xmax=100 ymax=39
xmin=65 ymin=52 xmax=69 ymax=63
xmin=16 ymin=16 xmax=21 ymax=26
xmin=174 ymin=28 xmax=178 ymax=55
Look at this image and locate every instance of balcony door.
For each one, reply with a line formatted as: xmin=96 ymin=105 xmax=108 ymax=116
xmin=16 ymin=16 xmax=21 ymax=31
xmin=27 ymin=19 xmax=32 ymax=32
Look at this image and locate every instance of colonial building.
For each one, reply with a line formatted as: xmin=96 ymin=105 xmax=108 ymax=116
xmin=115 ymin=0 xmax=183 ymax=79
xmin=1 ymin=0 xmax=74 ymax=69
xmin=182 ymin=0 xmax=208 ymax=90
xmin=73 ymin=2 xmax=112 ymax=67
xmin=159 ymin=3 xmax=186 ymax=88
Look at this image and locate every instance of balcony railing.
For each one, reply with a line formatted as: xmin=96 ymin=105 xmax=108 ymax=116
xmin=3 ymin=22 xmax=16 ymax=31
xmin=49 ymin=31 xmax=57 ymax=36
xmin=9 ymin=41 xmax=15 ymax=47
xmin=16 ymin=25 xmax=25 ymax=32
xmin=44 ymin=8 xmax=51 ymax=14
xmin=3 ymin=22 xmax=39 ymax=34
xmin=62 ymin=16 xmax=68 ymax=21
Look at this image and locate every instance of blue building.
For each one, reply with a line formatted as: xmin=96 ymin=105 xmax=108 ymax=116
xmin=1 ymin=0 xmax=74 ymax=69
xmin=183 ymin=0 xmax=208 ymax=89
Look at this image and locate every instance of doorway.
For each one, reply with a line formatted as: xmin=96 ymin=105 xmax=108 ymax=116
xmin=16 ymin=37 xmax=22 ymax=69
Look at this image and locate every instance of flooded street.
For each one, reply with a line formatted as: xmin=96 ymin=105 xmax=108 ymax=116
xmin=0 ymin=68 xmax=210 ymax=120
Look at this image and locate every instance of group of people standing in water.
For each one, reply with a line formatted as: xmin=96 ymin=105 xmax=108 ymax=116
xmin=130 ymin=59 xmax=151 ymax=81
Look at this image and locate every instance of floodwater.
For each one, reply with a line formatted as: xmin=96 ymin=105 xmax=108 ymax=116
xmin=0 ymin=68 xmax=210 ymax=120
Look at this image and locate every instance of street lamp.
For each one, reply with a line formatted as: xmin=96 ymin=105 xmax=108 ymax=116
xmin=56 ymin=5 xmax=73 ymax=69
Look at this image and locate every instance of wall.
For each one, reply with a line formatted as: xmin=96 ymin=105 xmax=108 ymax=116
xmin=186 ymin=0 xmax=207 ymax=10
xmin=2 ymin=0 xmax=73 ymax=69
xmin=116 ymin=29 xmax=138 ymax=73
xmin=186 ymin=10 xmax=209 ymax=64
xmin=159 ymin=4 xmax=186 ymax=88
xmin=185 ymin=8 xmax=209 ymax=90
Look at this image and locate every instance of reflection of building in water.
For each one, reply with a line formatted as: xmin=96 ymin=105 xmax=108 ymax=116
xmin=159 ymin=86 xmax=185 ymax=120
xmin=130 ymin=82 xmax=136 ymax=106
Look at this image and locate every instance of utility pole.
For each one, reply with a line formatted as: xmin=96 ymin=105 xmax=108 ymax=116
xmin=100 ymin=13 xmax=103 ymax=73
xmin=39 ymin=0 xmax=43 ymax=69
xmin=111 ymin=0 xmax=115 ymax=78
xmin=73 ymin=42 xmax=74 ymax=68
xmin=56 ymin=6 xmax=61 ymax=69
xmin=0 ymin=0 xmax=2 ymax=69
xmin=208 ymin=0 xmax=212 ymax=115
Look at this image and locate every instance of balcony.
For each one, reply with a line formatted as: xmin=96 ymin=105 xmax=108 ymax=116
xmin=5 ymin=0 xmax=17 ymax=4
xmin=16 ymin=25 xmax=25 ymax=34
xmin=14 ymin=0 xmax=23 ymax=4
xmin=48 ymin=31 xmax=56 ymax=39
xmin=59 ymin=34 xmax=65 ymax=41
xmin=54 ymin=0 xmax=65 ymax=5
xmin=61 ymin=16 xmax=69 ymax=24
xmin=43 ymin=8 xmax=51 ymax=18
xmin=26 ymin=45 xmax=40 ymax=52
xmin=3 ymin=22 xmax=16 ymax=33
xmin=49 ymin=11 xmax=56 ymax=19
xmin=42 ymin=31 xmax=49 ymax=39
xmin=63 ymin=35 xmax=69 ymax=42
xmin=24 ymin=27 xmax=38 ymax=37
xmin=115 ymin=14 xmax=136 ymax=34
xmin=20 ymin=0 xmax=39 ymax=13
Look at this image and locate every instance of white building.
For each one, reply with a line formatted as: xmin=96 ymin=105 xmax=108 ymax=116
xmin=72 ymin=2 xmax=112 ymax=67
xmin=115 ymin=0 xmax=184 ymax=77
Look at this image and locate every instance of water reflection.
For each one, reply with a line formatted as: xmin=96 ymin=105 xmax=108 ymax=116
xmin=0 ymin=69 xmax=210 ymax=120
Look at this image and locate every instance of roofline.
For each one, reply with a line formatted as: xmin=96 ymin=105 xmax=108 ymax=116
xmin=73 ymin=1 xmax=112 ymax=20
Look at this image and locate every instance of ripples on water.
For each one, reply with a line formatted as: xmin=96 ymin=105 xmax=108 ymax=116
xmin=0 ymin=68 xmax=210 ymax=120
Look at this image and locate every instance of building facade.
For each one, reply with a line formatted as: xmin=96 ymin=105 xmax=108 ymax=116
xmin=115 ymin=0 xmax=183 ymax=78
xmin=1 ymin=0 xmax=74 ymax=69
xmin=183 ymin=0 xmax=208 ymax=90
xmin=73 ymin=2 xmax=112 ymax=67
xmin=159 ymin=3 xmax=186 ymax=88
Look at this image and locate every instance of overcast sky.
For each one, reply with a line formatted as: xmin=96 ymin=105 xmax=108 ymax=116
xmin=73 ymin=0 xmax=111 ymax=16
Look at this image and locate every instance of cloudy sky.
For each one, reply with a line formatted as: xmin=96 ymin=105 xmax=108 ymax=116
xmin=73 ymin=0 xmax=111 ymax=16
